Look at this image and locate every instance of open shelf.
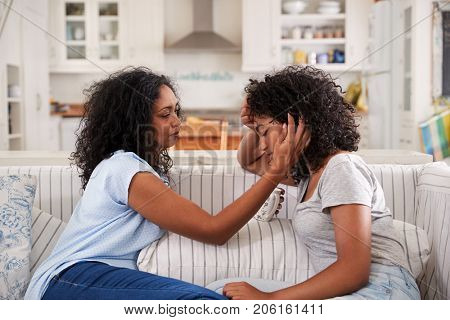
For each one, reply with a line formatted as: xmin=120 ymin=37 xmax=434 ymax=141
xmin=281 ymin=38 xmax=346 ymax=45
xmin=4 ymin=64 xmax=24 ymax=150
xmin=8 ymin=133 xmax=22 ymax=140
xmin=281 ymin=13 xmax=346 ymax=21
xmin=6 ymin=97 xmax=21 ymax=103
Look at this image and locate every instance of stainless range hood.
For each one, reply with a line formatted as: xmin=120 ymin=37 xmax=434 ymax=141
xmin=165 ymin=0 xmax=240 ymax=53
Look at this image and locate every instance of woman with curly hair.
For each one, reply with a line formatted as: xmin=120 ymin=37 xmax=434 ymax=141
xmin=25 ymin=67 xmax=306 ymax=300
xmin=217 ymin=66 xmax=420 ymax=300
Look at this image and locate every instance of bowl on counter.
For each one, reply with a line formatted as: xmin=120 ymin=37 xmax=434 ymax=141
xmin=282 ymin=0 xmax=307 ymax=14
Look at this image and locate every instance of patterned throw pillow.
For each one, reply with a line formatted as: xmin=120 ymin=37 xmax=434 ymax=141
xmin=0 ymin=175 xmax=37 ymax=300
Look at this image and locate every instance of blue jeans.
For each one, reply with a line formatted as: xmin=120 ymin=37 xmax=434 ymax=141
xmin=42 ymin=261 xmax=227 ymax=300
xmin=330 ymin=263 xmax=421 ymax=300
xmin=206 ymin=263 xmax=421 ymax=300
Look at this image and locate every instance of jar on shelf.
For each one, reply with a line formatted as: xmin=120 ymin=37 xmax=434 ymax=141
xmin=325 ymin=27 xmax=334 ymax=39
xmin=314 ymin=27 xmax=324 ymax=39
xmin=317 ymin=53 xmax=328 ymax=64
xmin=291 ymin=26 xmax=302 ymax=39
xmin=282 ymin=27 xmax=290 ymax=39
xmin=294 ymin=49 xmax=307 ymax=64
xmin=334 ymin=27 xmax=344 ymax=38
xmin=303 ymin=26 xmax=313 ymax=39
xmin=308 ymin=52 xmax=317 ymax=65
xmin=282 ymin=48 xmax=294 ymax=64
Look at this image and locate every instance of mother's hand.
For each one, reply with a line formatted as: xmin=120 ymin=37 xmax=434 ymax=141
xmin=269 ymin=114 xmax=310 ymax=178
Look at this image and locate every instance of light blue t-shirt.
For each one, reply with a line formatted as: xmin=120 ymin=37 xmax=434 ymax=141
xmin=25 ymin=151 xmax=166 ymax=299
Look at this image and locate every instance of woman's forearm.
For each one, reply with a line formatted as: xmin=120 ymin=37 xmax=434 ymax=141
xmin=270 ymin=259 xmax=370 ymax=300
xmin=237 ymin=130 xmax=264 ymax=168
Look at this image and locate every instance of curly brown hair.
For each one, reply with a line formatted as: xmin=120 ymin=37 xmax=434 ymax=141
xmin=71 ymin=67 xmax=180 ymax=189
xmin=245 ymin=65 xmax=360 ymax=176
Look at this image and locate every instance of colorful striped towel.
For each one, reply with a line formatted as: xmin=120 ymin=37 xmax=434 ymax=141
xmin=419 ymin=110 xmax=450 ymax=160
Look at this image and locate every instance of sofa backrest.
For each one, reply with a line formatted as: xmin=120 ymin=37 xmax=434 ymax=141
xmin=0 ymin=163 xmax=424 ymax=224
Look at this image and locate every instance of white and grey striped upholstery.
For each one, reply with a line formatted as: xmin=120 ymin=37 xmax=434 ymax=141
xmin=30 ymin=207 xmax=67 ymax=274
xmin=138 ymin=218 xmax=313 ymax=288
xmin=0 ymin=162 xmax=448 ymax=299
xmin=414 ymin=163 xmax=450 ymax=300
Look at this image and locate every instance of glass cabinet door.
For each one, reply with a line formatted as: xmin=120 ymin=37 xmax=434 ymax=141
xmin=97 ymin=1 xmax=120 ymax=60
xmin=65 ymin=1 xmax=87 ymax=60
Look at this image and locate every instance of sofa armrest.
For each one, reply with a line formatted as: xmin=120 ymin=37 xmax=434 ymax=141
xmin=415 ymin=162 xmax=450 ymax=299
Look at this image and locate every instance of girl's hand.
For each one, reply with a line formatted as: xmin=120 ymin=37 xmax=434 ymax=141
xmin=223 ymin=282 xmax=274 ymax=300
xmin=268 ymin=114 xmax=310 ymax=177
xmin=240 ymin=97 xmax=256 ymax=130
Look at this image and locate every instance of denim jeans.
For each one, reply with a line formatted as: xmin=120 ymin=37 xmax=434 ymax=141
xmin=42 ymin=261 xmax=227 ymax=300
xmin=206 ymin=263 xmax=421 ymax=300
xmin=330 ymin=263 xmax=421 ymax=300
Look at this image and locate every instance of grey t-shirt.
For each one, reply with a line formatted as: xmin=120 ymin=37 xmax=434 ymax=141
xmin=292 ymin=153 xmax=410 ymax=275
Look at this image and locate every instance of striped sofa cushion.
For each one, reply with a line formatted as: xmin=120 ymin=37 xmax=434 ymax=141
xmin=137 ymin=217 xmax=430 ymax=288
xmin=414 ymin=163 xmax=450 ymax=300
xmin=30 ymin=207 xmax=66 ymax=275
xmin=138 ymin=218 xmax=313 ymax=287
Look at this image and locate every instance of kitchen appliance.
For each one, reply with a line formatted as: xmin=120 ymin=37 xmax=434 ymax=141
xmin=165 ymin=0 xmax=238 ymax=53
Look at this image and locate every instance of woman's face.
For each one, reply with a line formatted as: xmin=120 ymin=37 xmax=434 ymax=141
xmin=151 ymin=85 xmax=182 ymax=149
xmin=253 ymin=116 xmax=285 ymax=161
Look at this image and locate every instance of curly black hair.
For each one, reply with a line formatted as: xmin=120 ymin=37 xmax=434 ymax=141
xmin=245 ymin=65 xmax=360 ymax=177
xmin=71 ymin=67 xmax=180 ymax=189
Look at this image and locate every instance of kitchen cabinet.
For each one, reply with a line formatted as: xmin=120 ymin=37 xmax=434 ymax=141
xmin=242 ymin=0 xmax=277 ymax=72
xmin=390 ymin=0 xmax=434 ymax=150
xmin=241 ymin=0 xmax=371 ymax=72
xmin=0 ymin=0 xmax=52 ymax=151
xmin=48 ymin=0 xmax=164 ymax=73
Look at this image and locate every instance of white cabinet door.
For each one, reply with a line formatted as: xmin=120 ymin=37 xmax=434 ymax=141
xmin=345 ymin=0 xmax=371 ymax=67
xmin=241 ymin=0 xmax=277 ymax=72
xmin=21 ymin=0 xmax=52 ymax=150
xmin=49 ymin=0 xmax=93 ymax=72
xmin=124 ymin=0 xmax=164 ymax=71
xmin=391 ymin=0 xmax=415 ymax=149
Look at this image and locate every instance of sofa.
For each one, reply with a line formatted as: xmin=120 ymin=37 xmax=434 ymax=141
xmin=1 ymin=157 xmax=449 ymax=300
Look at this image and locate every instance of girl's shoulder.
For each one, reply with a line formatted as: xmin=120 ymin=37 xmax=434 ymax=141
xmin=325 ymin=152 xmax=368 ymax=171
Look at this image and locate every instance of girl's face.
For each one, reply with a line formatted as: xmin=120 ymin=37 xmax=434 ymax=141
xmin=151 ymin=85 xmax=182 ymax=149
xmin=253 ymin=116 xmax=285 ymax=162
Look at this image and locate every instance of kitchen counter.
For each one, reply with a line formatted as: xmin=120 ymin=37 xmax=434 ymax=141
xmin=51 ymin=104 xmax=84 ymax=118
